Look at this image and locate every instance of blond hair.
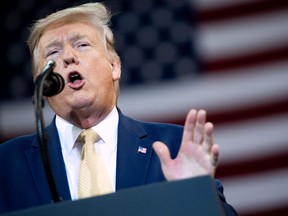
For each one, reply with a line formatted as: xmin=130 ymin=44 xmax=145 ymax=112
xmin=27 ymin=2 xmax=120 ymax=96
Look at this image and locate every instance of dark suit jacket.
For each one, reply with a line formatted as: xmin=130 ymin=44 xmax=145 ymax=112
xmin=0 ymin=109 xmax=238 ymax=215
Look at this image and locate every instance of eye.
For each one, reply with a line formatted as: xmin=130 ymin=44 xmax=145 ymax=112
xmin=79 ymin=43 xmax=89 ymax=47
xmin=75 ymin=40 xmax=90 ymax=49
xmin=47 ymin=49 xmax=59 ymax=57
xmin=77 ymin=42 xmax=89 ymax=48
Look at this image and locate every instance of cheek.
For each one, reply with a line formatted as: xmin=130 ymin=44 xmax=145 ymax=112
xmin=91 ymin=72 xmax=113 ymax=91
xmin=47 ymin=96 xmax=58 ymax=107
xmin=53 ymin=59 xmax=64 ymax=71
xmin=47 ymin=92 xmax=66 ymax=106
xmin=90 ymin=60 xmax=114 ymax=81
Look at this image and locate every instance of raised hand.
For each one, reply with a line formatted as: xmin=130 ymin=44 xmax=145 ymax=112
xmin=153 ymin=109 xmax=219 ymax=181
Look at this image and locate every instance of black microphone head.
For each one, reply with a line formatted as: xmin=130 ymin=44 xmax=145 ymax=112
xmin=43 ymin=72 xmax=65 ymax=97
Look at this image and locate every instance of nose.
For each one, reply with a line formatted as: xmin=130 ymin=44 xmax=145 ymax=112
xmin=62 ymin=46 xmax=79 ymax=67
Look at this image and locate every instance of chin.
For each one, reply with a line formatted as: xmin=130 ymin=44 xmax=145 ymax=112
xmin=71 ymin=100 xmax=93 ymax=109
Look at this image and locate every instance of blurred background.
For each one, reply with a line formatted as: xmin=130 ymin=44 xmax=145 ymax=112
xmin=1 ymin=0 xmax=288 ymax=215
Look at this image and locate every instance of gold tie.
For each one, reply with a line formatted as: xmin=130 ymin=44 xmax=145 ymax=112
xmin=78 ymin=129 xmax=113 ymax=198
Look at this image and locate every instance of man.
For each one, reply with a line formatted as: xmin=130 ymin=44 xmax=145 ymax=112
xmin=0 ymin=2 xmax=238 ymax=215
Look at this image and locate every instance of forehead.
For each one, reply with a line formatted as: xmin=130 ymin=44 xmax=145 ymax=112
xmin=39 ymin=22 xmax=102 ymax=45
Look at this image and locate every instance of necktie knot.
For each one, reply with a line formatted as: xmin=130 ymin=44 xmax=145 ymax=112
xmin=79 ymin=129 xmax=99 ymax=145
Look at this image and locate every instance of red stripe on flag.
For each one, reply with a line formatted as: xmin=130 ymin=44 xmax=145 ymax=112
xmin=200 ymin=45 xmax=288 ymax=73
xmin=197 ymin=0 xmax=288 ymax=24
xmin=216 ymin=149 xmax=288 ymax=179
xmin=241 ymin=205 xmax=288 ymax=216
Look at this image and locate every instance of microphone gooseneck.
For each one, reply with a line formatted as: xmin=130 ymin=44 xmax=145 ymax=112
xmin=33 ymin=60 xmax=63 ymax=203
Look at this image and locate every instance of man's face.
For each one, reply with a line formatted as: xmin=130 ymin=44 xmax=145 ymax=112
xmin=36 ymin=22 xmax=121 ymax=125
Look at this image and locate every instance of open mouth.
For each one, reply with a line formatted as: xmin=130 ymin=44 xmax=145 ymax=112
xmin=67 ymin=71 xmax=85 ymax=89
xmin=69 ymin=72 xmax=83 ymax=83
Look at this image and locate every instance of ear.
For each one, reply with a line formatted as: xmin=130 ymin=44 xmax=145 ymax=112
xmin=111 ymin=59 xmax=121 ymax=81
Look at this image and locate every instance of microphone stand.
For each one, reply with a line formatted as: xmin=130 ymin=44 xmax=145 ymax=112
xmin=33 ymin=60 xmax=62 ymax=203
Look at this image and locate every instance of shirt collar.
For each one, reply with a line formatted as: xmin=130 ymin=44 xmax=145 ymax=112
xmin=56 ymin=106 xmax=119 ymax=154
xmin=91 ymin=106 xmax=118 ymax=151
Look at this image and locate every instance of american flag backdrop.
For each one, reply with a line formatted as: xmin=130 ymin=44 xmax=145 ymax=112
xmin=1 ymin=0 xmax=288 ymax=215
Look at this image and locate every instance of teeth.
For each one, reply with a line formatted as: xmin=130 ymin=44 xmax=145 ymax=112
xmin=69 ymin=72 xmax=82 ymax=83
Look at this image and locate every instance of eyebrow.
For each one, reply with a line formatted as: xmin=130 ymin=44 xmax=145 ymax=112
xmin=70 ymin=33 xmax=88 ymax=42
xmin=44 ymin=33 xmax=89 ymax=50
xmin=44 ymin=40 xmax=62 ymax=51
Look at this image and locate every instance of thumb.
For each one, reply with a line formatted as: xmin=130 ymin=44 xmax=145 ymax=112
xmin=152 ymin=141 xmax=171 ymax=166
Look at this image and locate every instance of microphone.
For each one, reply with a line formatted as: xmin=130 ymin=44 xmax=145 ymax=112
xmin=43 ymin=72 xmax=65 ymax=97
xmin=36 ymin=60 xmax=65 ymax=97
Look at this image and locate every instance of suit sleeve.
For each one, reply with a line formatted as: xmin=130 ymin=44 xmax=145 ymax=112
xmin=214 ymin=179 xmax=238 ymax=216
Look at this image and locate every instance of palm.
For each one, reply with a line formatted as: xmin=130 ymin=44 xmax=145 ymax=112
xmin=153 ymin=109 xmax=219 ymax=181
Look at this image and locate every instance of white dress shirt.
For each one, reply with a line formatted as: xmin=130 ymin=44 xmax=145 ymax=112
xmin=56 ymin=107 xmax=119 ymax=200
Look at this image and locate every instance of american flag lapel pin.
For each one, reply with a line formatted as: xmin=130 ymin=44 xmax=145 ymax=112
xmin=137 ymin=146 xmax=147 ymax=154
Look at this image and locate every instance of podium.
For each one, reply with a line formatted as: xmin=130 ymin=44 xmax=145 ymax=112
xmin=3 ymin=175 xmax=225 ymax=216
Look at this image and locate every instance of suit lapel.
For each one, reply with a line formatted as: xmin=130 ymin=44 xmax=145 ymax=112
xmin=25 ymin=119 xmax=71 ymax=203
xmin=116 ymin=110 xmax=152 ymax=190
xmin=25 ymin=111 xmax=154 ymax=198
xmin=25 ymin=143 xmax=53 ymax=204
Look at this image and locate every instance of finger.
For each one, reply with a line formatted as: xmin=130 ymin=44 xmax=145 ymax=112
xmin=210 ymin=144 xmax=220 ymax=168
xmin=194 ymin=109 xmax=206 ymax=144
xmin=203 ymin=122 xmax=214 ymax=152
xmin=181 ymin=109 xmax=197 ymax=144
xmin=152 ymin=141 xmax=172 ymax=166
